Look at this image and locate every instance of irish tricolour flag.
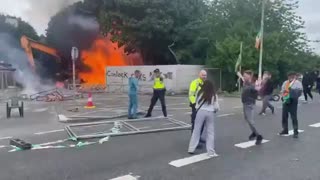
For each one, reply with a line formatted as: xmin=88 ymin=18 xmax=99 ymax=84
xmin=255 ymin=30 xmax=262 ymax=49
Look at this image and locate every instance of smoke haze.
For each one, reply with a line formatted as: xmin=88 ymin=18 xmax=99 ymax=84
xmin=0 ymin=33 xmax=54 ymax=95
xmin=19 ymin=0 xmax=82 ymax=35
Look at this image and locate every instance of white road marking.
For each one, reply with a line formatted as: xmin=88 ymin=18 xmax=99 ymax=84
xmin=0 ymin=136 xmax=13 ymax=140
xmin=280 ymin=130 xmax=304 ymax=137
xmin=109 ymin=174 xmax=139 ymax=180
xmin=0 ymin=145 xmax=8 ymax=149
xmin=309 ymin=122 xmax=320 ymax=128
xmin=58 ymin=114 xmax=70 ymax=121
xmin=217 ymin=113 xmax=235 ymax=117
xmin=38 ymin=139 xmax=68 ymax=146
xmin=33 ymin=108 xmax=48 ymax=112
xmin=169 ymin=153 xmax=218 ymax=167
xmin=34 ymin=129 xmax=64 ymax=135
xmin=234 ymin=140 xmax=270 ymax=149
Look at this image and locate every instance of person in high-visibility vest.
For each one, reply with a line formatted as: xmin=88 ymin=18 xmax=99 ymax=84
xmin=189 ymin=70 xmax=207 ymax=131
xmin=145 ymin=69 xmax=167 ymax=117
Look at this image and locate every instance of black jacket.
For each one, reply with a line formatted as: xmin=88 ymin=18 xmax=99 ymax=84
xmin=261 ymin=79 xmax=274 ymax=96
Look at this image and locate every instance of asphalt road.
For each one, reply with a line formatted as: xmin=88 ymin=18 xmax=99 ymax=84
xmin=0 ymin=93 xmax=319 ymax=180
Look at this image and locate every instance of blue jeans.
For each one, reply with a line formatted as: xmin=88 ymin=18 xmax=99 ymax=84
xmin=128 ymin=94 xmax=138 ymax=118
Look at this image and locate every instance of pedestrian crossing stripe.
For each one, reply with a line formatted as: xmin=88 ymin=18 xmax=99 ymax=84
xmin=169 ymin=153 xmax=218 ymax=167
xmin=234 ymin=140 xmax=270 ymax=149
xmin=309 ymin=123 xmax=320 ymax=128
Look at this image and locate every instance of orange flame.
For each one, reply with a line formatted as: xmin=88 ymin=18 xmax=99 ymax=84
xmin=79 ymin=35 xmax=143 ymax=85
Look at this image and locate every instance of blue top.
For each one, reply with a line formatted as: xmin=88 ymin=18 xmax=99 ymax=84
xmin=128 ymin=77 xmax=139 ymax=95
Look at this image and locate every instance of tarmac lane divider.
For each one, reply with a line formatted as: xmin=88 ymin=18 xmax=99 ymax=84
xmin=169 ymin=153 xmax=219 ymax=168
xmin=234 ymin=140 xmax=270 ymax=149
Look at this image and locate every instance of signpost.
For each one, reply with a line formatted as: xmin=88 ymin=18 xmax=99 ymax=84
xmin=71 ymin=47 xmax=79 ymax=97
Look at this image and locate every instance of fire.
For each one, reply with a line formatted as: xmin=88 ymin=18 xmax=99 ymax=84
xmin=79 ymin=35 xmax=143 ymax=85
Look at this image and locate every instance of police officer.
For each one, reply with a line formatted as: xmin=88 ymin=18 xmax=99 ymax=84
xmin=189 ymin=70 xmax=207 ymax=131
xmin=145 ymin=69 xmax=167 ymax=117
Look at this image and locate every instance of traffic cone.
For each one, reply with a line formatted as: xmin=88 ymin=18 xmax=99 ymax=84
xmin=84 ymin=93 xmax=96 ymax=109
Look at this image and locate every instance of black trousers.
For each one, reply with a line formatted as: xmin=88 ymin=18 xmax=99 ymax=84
xmin=147 ymin=89 xmax=167 ymax=117
xmin=303 ymin=85 xmax=313 ymax=101
xmin=282 ymin=99 xmax=298 ymax=132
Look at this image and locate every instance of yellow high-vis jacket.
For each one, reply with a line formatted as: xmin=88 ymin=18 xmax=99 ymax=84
xmin=189 ymin=78 xmax=203 ymax=104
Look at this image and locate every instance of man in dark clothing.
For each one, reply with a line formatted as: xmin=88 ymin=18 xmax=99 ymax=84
xmin=302 ymin=71 xmax=314 ymax=102
xmin=279 ymin=72 xmax=303 ymax=138
xmin=259 ymin=71 xmax=275 ymax=115
xmin=238 ymin=70 xmax=263 ymax=145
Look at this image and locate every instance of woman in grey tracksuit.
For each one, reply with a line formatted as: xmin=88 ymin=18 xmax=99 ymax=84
xmin=188 ymin=80 xmax=219 ymax=157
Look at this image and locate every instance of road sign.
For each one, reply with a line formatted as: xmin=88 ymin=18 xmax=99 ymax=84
xmin=71 ymin=47 xmax=79 ymax=61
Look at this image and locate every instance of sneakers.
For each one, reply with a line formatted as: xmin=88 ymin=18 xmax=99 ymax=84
xmin=144 ymin=114 xmax=151 ymax=118
xmin=278 ymin=130 xmax=289 ymax=136
xmin=255 ymin=135 xmax=263 ymax=145
xmin=208 ymin=152 xmax=218 ymax=157
xmin=249 ymin=133 xmax=257 ymax=141
xmin=259 ymin=112 xmax=266 ymax=116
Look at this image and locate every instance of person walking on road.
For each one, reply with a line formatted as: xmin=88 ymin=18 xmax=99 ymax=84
xmin=188 ymin=80 xmax=219 ymax=157
xmin=128 ymin=70 xmax=140 ymax=119
xmin=145 ymin=69 xmax=167 ymax=118
xmin=279 ymin=72 xmax=303 ymax=138
xmin=316 ymin=74 xmax=320 ymax=95
xmin=189 ymin=70 xmax=207 ymax=132
xmin=302 ymin=71 xmax=314 ymax=103
xmin=238 ymin=70 xmax=263 ymax=145
xmin=259 ymin=71 xmax=275 ymax=115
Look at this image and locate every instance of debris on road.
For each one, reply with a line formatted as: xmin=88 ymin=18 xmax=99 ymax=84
xmin=99 ymin=136 xmax=110 ymax=144
xmin=9 ymin=139 xmax=32 ymax=150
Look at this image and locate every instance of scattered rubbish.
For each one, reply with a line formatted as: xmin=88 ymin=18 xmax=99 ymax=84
xmin=69 ymin=137 xmax=77 ymax=141
xmin=99 ymin=136 xmax=110 ymax=144
xmin=68 ymin=108 xmax=79 ymax=112
xmin=76 ymin=141 xmax=96 ymax=147
xmin=291 ymin=158 xmax=300 ymax=162
xmin=30 ymin=88 xmax=83 ymax=102
xmin=9 ymin=139 xmax=31 ymax=150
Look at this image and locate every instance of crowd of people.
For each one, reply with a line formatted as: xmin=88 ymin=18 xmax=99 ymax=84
xmin=127 ymin=68 xmax=318 ymax=157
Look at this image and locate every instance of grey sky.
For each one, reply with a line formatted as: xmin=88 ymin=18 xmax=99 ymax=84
xmin=0 ymin=0 xmax=319 ymax=53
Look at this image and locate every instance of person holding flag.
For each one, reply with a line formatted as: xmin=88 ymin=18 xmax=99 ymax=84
xmin=279 ymin=72 xmax=303 ymax=138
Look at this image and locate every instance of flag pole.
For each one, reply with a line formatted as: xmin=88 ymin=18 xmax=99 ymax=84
xmin=258 ymin=0 xmax=266 ymax=80
xmin=238 ymin=42 xmax=243 ymax=93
